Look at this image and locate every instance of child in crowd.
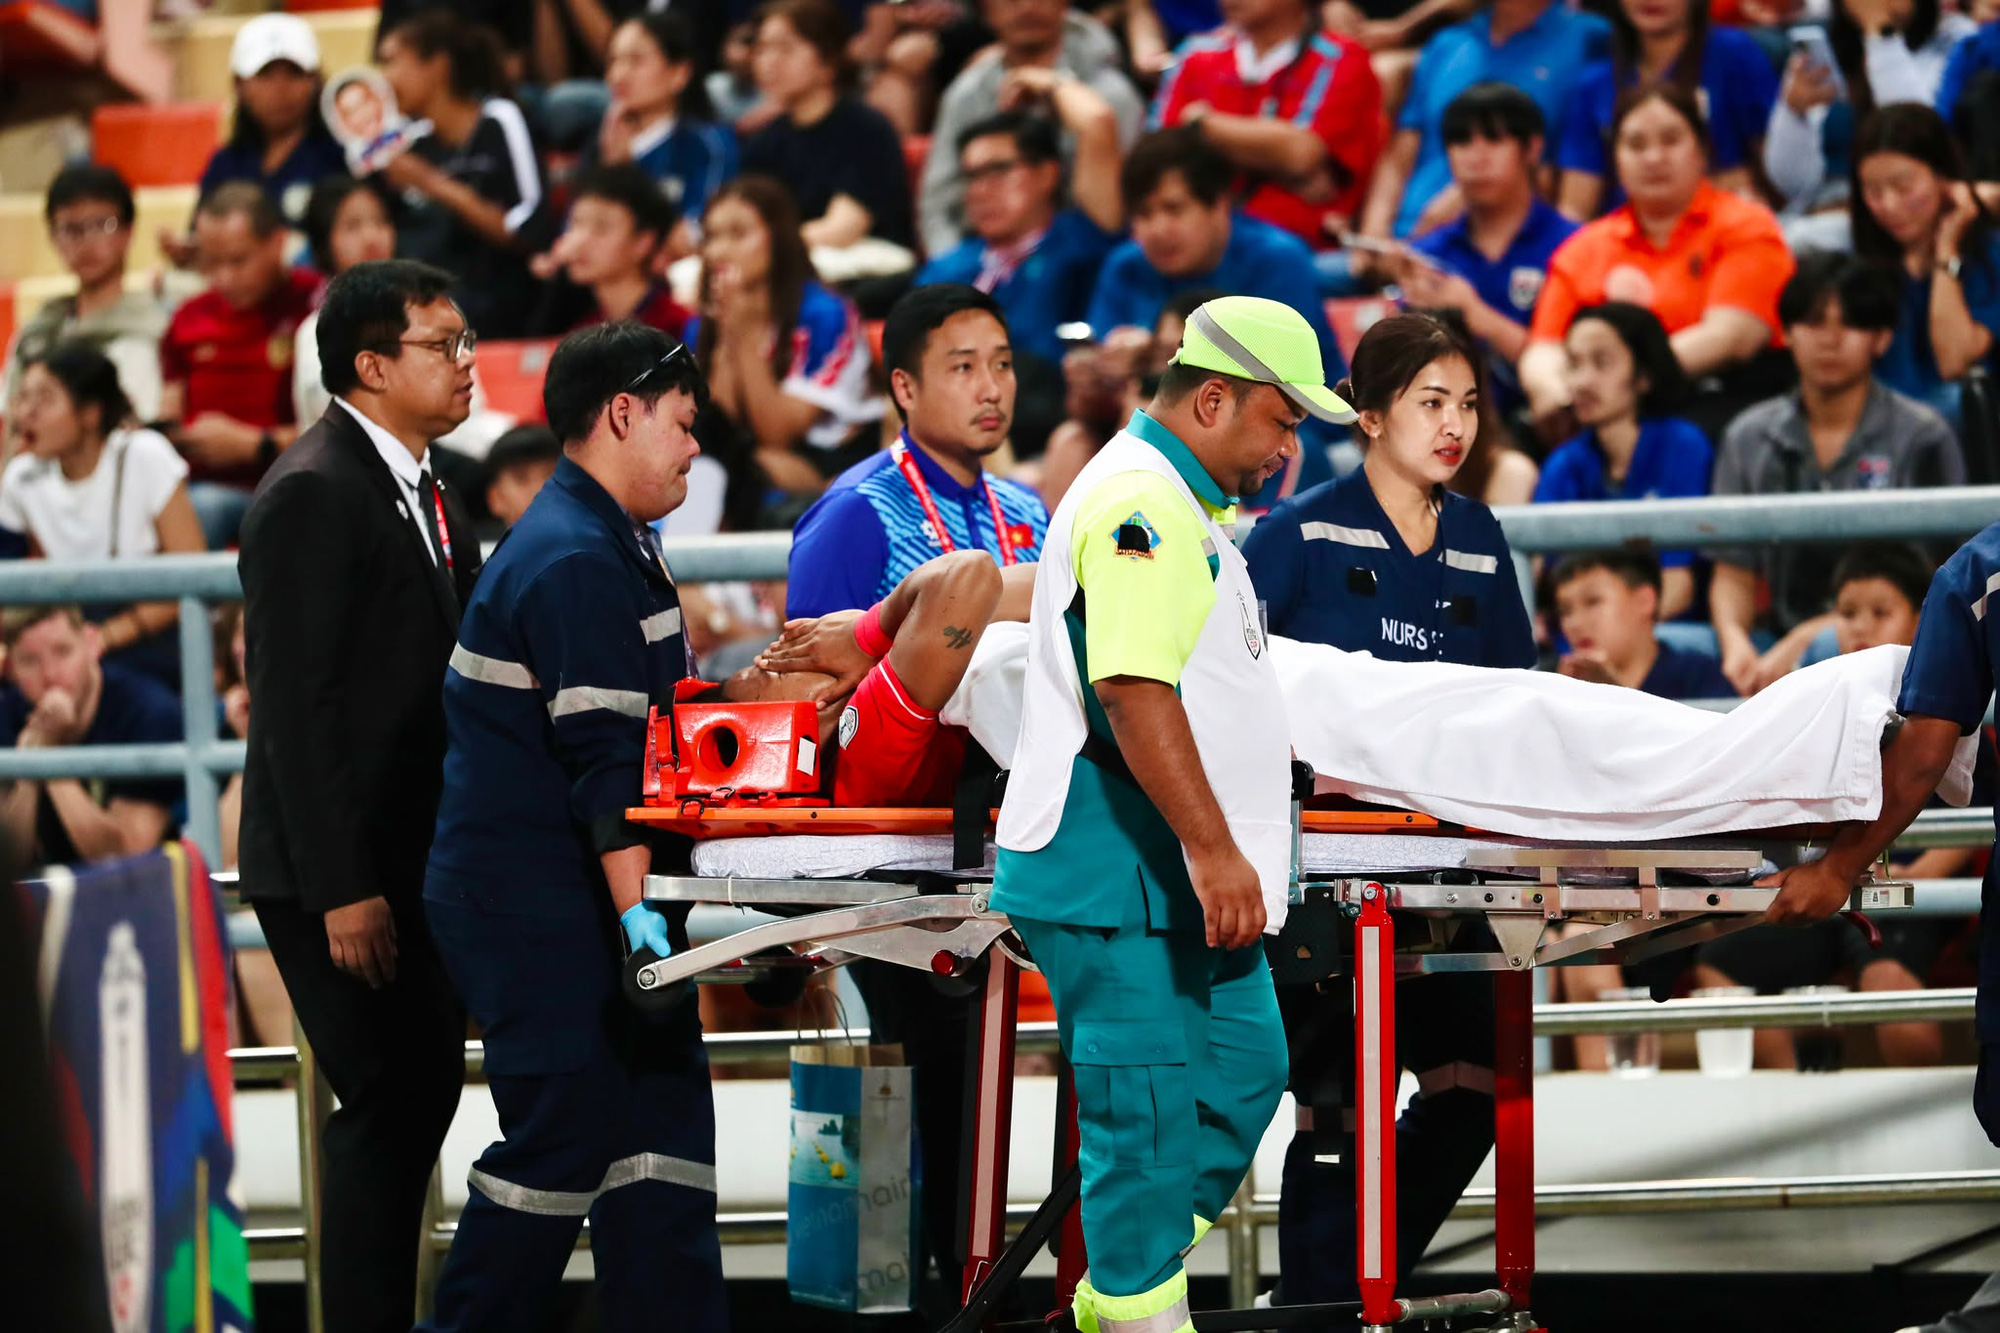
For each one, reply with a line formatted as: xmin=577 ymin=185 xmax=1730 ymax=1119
xmin=482 ymin=425 xmax=561 ymax=532
xmin=1538 ymin=302 xmax=1713 ymax=621
xmin=1695 ymin=542 xmax=1990 ymax=1068
xmin=1551 ymin=550 xmax=1732 ymax=700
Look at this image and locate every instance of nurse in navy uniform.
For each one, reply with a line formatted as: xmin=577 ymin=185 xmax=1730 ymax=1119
xmin=1240 ymin=312 xmax=1534 ymax=1319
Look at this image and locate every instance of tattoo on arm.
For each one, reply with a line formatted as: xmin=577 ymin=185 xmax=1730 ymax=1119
xmin=941 ymin=625 xmax=974 ymax=650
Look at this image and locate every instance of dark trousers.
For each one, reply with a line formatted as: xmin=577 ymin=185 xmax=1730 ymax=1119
xmin=253 ymin=891 xmax=467 ymax=1333
xmin=421 ymin=897 xmax=726 ymax=1333
xmin=1276 ymin=969 xmax=1497 ymax=1324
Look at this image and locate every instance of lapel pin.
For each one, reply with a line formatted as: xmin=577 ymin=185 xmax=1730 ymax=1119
xmin=396 ymin=500 xmax=410 ymax=520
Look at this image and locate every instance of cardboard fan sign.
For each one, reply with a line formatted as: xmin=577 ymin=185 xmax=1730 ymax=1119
xmin=322 ymin=68 xmax=431 ymax=176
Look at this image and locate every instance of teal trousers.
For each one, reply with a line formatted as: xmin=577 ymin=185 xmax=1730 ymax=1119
xmin=1011 ymin=915 xmax=1289 ymax=1297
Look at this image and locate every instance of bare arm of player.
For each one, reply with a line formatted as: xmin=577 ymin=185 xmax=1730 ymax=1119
xmin=1096 ymin=675 xmax=1264 ymax=949
xmin=757 ymin=552 xmax=1010 ymax=707
xmin=1762 ymin=715 xmax=1962 ymax=924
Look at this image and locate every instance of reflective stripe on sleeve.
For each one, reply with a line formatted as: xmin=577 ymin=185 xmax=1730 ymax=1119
xmin=640 ymin=608 xmax=683 ymax=643
xmin=450 ymin=644 xmax=538 ymax=689
xmin=1972 ymin=570 xmax=2000 ymax=620
xmin=1301 ymin=522 xmax=1389 ymax=549
xmin=548 ymin=686 xmax=651 ymax=720
xmin=468 ymin=1152 xmax=718 ymax=1217
xmin=1442 ymin=549 xmax=1499 ymax=574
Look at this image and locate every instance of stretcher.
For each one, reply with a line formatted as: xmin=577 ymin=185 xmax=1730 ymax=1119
xmin=625 ymin=794 xmax=1914 ymax=1333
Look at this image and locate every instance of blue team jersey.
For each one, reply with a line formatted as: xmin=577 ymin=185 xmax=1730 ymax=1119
xmin=786 ymin=437 xmax=1050 ymax=618
xmin=1533 ymin=416 xmax=1713 ymax=566
xmin=1393 ymin=5 xmax=1611 ymax=237
xmin=426 ymin=458 xmax=692 ymax=912
xmin=917 ymin=210 xmax=1119 ymax=368
xmin=1242 ymin=468 xmax=1535 ymax=666
xmin=1880 ymin=233 xmax=2000 ymax=419
xmin=1638 ymin=642 xmax=1731 ymax=700
xmin=630 ymin=118 xmax=738 ymax=224
xmin=1937 ymin=20 xmax=2000 ymax=130
xmin=1897 ymin=518 xmax=2000 ymax=1041
xmin=1557 ymin=28 xmax=1778 ymax=206
xmin=1408 ymin=198 xmax=1577 ymax=411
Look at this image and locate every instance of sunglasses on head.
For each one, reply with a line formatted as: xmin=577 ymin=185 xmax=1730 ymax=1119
xmin=624 ymin=341 xmax=692 ymax=393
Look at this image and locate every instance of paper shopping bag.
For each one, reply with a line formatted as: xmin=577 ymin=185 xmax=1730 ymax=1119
xmin=786 ymin=1042 xmax=922 ymax=1313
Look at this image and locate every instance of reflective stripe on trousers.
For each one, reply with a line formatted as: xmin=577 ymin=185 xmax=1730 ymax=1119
xmin=467 ymin=1151 xmax=717 ymax=1216
xmin=1097 ymin=1296 xmax=1192 ymax=1333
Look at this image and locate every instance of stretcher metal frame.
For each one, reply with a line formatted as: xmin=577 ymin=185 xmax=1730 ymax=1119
xmin=634 ymin=816 xmax=1911 ymax=1333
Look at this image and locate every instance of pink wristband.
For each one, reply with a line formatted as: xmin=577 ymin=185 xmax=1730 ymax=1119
xmin=853 ymin=602 xmax=893 ymax=658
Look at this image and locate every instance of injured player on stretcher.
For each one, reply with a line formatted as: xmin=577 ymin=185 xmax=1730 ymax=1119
xmin=730 ymin=550 xmax=1977 ymax=924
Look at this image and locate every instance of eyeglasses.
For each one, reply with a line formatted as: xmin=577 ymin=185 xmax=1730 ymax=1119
xmin=401 ymin=329 xmax=478 ymax=361
xmin=50 ymin=216 xmax=124 ymax=245
xmin=624 ymin=341 xmax=692 ymax=392
xmin=963 ymin=158 xmax=1027 ymax=186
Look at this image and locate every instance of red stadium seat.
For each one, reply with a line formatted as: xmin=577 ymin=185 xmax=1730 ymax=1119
xmin=0 ymin=1 xmax=96 ymax=72
xmin=477 ymin=339 xmax=557 ymax=423
xmin=92 ymin=103 xmax=224 ymax=189
xmin=1325 ymin=296 xmax=1395 ymax=365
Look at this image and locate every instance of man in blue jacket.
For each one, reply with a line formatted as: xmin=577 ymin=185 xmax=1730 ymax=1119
xmin=419 ymin=323 xmax=742 ymax=1332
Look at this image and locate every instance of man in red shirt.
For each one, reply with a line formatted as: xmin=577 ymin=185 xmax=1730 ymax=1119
xmin=1150 ymin=0 xmax=1383 ymax=248
xmin=159 ymin=182 xmax=320 ymax=546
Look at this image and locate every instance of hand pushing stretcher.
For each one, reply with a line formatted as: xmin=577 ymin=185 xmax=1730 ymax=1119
xmin=621 ymin=701 xmax=1914 ymax=1332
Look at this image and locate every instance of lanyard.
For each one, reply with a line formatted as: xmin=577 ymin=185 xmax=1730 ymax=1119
xmin=428 ymin=477 xmax=453 ymax=571
xmin=892 ymin=436 xmax=1017 ymax=567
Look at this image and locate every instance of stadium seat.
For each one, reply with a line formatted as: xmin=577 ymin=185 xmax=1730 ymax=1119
xmin=92 ymin=103 xmax=224 ymax=190
xmin=1960 ymin=368 xmax=1999 ymax=486
xmin=0 ymin=0 xmax=171 ymax=103
xmin=1325 ymin=296 xmax=1395 ymax=365
xmin=0 ymin=1 xmax=95 ymax=72
xmin=477 ymin=339 xmax=558 ymax=423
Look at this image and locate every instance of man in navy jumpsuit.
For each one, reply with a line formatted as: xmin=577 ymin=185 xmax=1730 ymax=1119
xmin=1241 ymin=466 xmax=1536 ymax=1315
xmin=1763 ymin=520 xmax=2000 ymax=1333
xmin=419 ymin=324 xmax=729 ymax=1332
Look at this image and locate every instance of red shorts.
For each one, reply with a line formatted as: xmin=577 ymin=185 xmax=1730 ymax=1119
xmin=830 ymin=657 xmax=965 ymax=808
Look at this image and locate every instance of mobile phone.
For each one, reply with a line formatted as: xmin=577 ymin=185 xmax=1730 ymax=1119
xmin=1055 ymin=321 xmax=1097 ymax=347
xmin=1336 ymin=231 xmax=1402 ymax=256
xmin=1787 ymin=25 xmax=1849 ymax=100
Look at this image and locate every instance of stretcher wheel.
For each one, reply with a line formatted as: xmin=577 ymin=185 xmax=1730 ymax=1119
xmin=623 ymin=946 xmax=691 ymax=1013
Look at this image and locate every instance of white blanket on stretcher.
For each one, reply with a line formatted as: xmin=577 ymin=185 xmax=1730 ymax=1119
xmin=939 ymin=627 xmax=1976 ymax=841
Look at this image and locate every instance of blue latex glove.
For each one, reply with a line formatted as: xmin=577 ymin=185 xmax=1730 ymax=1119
xmin=620 ymin=903 xmax=674 ymax=958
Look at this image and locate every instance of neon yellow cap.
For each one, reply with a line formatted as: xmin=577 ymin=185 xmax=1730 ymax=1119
xmin=1169 ymin=295 xmax=1356 ymax=424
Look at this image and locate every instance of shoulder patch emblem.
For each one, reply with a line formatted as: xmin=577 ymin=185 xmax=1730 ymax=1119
xmin=1112 ymin=511 xmax=1160 ymax=560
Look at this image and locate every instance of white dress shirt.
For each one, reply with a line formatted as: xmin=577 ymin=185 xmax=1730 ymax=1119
xmin=336 ymin=397 xmax=438 ymax=565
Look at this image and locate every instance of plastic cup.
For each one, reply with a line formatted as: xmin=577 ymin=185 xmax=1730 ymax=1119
xmin=1693 ymin=986 xmax=1755 ymax=1077
xmin=1601 ymin=986 xmax=1661 ymax=1077
xmin=1783 ymin=985 xmax=1850 ymax=1072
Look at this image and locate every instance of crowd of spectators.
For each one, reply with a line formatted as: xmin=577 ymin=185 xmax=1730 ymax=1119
xmin=6 ymin=0 xmax=2000 ymax=1056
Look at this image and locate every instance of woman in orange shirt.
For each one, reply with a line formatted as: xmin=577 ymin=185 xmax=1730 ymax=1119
xmin=1521 ymin=83 xmax=1795 ymax=435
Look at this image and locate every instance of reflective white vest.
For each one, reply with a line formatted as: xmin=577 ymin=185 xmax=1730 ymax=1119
xmin=995 ymin=428 xmax=1296 ymax=929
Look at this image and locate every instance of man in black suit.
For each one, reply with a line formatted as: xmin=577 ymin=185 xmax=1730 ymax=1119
xmin=237 ymin=259 xmax=483 ymax=1333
